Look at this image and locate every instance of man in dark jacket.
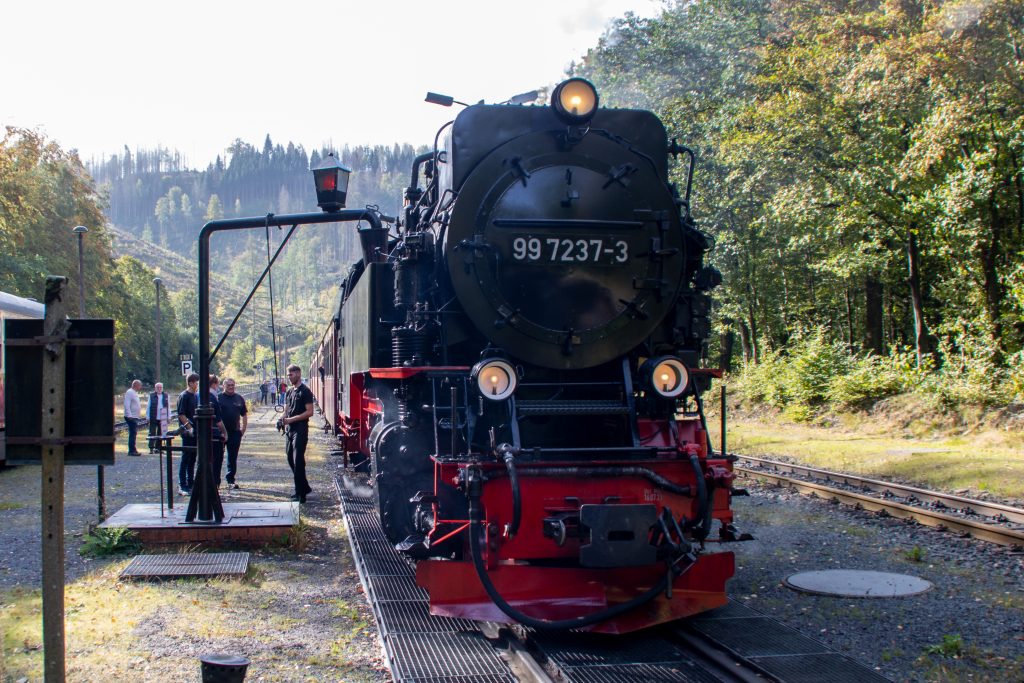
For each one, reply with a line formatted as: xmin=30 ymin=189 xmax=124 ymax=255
xmin=280 ymin=364 xmax=314 ymax=503
xmin=217 ymin=378 xmax=248 ymax=489
xmin=207 ymin=375 xmax=228 ymax=489
xmin=176 ymin=373 xmax=200 ymax=495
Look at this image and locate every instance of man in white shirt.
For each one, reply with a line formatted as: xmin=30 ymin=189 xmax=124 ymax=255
xmin=124 ymin=379 xmax=142 ymax=456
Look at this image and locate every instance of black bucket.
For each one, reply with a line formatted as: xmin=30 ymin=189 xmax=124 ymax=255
xmin=358 ymin=226 xmax=388 ymax=265
xmin=200 ymin=654 xmax=250 ymax=683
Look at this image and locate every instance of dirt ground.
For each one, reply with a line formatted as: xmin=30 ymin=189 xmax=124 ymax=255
xmin=0 ymin=404 xmax=388 ymax=683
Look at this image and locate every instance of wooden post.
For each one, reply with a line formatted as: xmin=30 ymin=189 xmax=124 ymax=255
xmin=720 ymin=384 xmax=727 ymax=457
xmin=41 ymin=276 xmax=68 ymax=682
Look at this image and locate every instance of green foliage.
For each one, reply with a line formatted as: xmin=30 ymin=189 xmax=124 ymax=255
xmin=578 ymin=0 xmax=1024 ymax=407
xmin=0 ymin=127 xmax=179 ymax=386
xmin=924 ymin=634 xmax=964 ymax=659
xmin=79 ymin=527 xmax=141 ymax=557
xmin=903 ymin=545 xmax=926 ymax=563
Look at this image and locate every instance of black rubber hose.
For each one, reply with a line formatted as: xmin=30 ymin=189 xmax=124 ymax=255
xmin=685 ymin=454 xmax=709 ymax=540
xmin=484 ymin=466 xmax=692 ymax=498
xmin=502 ymin=451 xmax=522 ymax=538
xmin=467 ymin=495 xmax=687 ymax=631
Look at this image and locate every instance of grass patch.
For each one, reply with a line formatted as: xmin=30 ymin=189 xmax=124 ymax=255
xmin=903 ymin=545 xmax=926 ymax=563
xmin=924 ymin=634 xmax=964 ymax=658
xmin=0 ymin=501 xmax=25 ymax=511
xmin=708 ymin=405 xmax=1024 ymax=500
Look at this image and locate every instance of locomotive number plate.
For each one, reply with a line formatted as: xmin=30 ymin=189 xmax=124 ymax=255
xmin=509 ymin=235 xmax=629 ymax=265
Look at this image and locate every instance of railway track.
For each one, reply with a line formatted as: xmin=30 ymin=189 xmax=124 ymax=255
xmin=734 ymin=455 xmax=1024 ymax=548
xmin=334 ymin=471 xmax=890 ymax=683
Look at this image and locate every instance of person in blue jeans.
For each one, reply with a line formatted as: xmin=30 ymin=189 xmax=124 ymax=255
xmin=123 ymin=379 xmax=142 ymax=455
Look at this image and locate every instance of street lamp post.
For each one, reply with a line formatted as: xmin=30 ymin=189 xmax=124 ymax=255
xmin=154 ymin=278 xmax=162 ymax=384
xmin=72 ymin=226 xmax=87 ymax=317
xmin=73 ymin=225 xmax=105 ymax=522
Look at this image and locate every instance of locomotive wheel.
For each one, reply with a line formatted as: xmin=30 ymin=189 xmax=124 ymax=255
xmin=370 ymin=421 xmax=434 ymax=544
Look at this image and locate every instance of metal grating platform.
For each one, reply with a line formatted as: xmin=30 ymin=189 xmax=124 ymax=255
xmin=752 ymin=652 xmax=889 ymax=683
xmin=369 ymin=575 xmax=429 ymax=602
xmin=335 ymin=473 xmax=516 ymax=683
xmin=388 ymin=632 xmax=513 ymax=680
xmin=120 ymin=552 xmax=249 ymax=579
xmin=561 ymin=662 xmax=723 ymax=683
xmin=689 ymin=616 xmax=830 ymax=658
xmin=688 ymin=601 xmax=892 ymax=683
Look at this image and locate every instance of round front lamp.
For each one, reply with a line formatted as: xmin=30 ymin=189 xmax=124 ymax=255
xmin=551 ymin=78 xmax=599 ymax=125
xmin=471 ymin=359 xmax=517 ymax=401
xmin=642 ymin=356 xmax=690 ymax=399
xmin=312 ymin=152 xmax=351 ymax=213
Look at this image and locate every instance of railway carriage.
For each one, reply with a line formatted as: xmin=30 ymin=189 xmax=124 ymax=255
xmin=312 ymin=79 xmax=743 ymax=632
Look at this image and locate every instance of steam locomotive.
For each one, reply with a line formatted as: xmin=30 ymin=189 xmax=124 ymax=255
xmin=310 ymin=78 xmax=742 ymax=633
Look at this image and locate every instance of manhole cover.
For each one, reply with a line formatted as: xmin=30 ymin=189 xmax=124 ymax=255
xmin=785 ymin=570 xmax=931 ymax=597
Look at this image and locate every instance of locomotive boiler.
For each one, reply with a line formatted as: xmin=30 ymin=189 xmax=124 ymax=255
xmin=314 ymin=78 xmax=742 ymax=633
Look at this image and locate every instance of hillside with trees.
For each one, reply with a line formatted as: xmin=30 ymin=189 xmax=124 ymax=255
xmin=87 ymin=137 xmax=428 ymax=384
xmin=575 ymin=0 xmax=1024 ymax=412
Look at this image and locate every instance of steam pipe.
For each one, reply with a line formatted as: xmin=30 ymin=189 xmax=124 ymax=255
xmin=498 ymin=445 xmax=521 ymax=537
xmin=409 ymin=151 xmax=435 ymax=189
xmin=483 ymin=466 xmax=692 ymax=499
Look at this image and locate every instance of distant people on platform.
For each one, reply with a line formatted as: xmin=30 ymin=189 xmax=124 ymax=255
xmin=208 ymin=375 xmax=229 ymax=489
xmin=260 ymin=381 xmax=268 ymax=405
xmin=176 ymin=373 xmax=200 ymax=495
xmin=269 ymin=380 xmax=277 ymax=406
xmin=279 ymin=364 xmax=314 ymax=503
xmin=124 ymin=379 xmax=142 ymax=456
xmin=218 ymin=378 xmax=248 ymax=490
xmin=147 ymin=382 xmax=170 ymax=453
xmin=279 ymin=379 xmax=287 ymax=406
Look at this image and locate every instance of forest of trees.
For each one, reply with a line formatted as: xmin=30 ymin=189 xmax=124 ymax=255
xmin=81 ymin=137 xmax=427 ymax=383
xmin=576 ymin=0 xmax=1024 ymax=408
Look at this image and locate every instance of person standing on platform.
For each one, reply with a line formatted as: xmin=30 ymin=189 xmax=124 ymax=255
xmin=280 ymin=364 xmax=314 ymax=503
xmin=269 ymin=380 xmax=276 ymax=406
xmin=207 ymin=375 xmax=229 ymax=489
xmin=124 ymin=379 xmax=142 ymax=456
xmin=176 ymin=373 xmax=200 ymax=495
xmin=218 ymin=378 xmax=248 ymax=489
xmin=259 ymin=380 xmax=268 ymax=405
xmin=147 ymin=382 xmax=170 ymax=453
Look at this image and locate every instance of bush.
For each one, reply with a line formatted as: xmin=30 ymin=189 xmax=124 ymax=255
xmin=79 ymin=527 xmax=141 ymax=557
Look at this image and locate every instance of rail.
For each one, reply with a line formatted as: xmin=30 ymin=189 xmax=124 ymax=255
xmin=735 ymin=454 xmax=1024 ymax=548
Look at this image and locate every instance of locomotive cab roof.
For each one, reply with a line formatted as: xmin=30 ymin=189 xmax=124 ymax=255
xmin=439 ymin=102 xmax=671 ymax=193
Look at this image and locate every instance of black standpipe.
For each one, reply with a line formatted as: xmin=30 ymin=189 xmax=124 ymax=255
xmin=186 ymin=209 xmax=383 ymax=522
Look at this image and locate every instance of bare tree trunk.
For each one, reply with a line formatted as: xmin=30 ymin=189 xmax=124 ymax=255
xmin=720 ymin=319 xmax=735 ymax=373
xmin=739 ymin=320 xmax=752 ymax=364
xmin=980 ymin=196 xmax=1005 ymax=362
xmin=747 ymin=305 xmax=760 ymax=364
xmin=844 ymin=286 xmax=854 ymax=350
xmin=906 ymin=232 xmax=932 ymax=366
xmin=864 ymin=275 xmax=884 ymax=355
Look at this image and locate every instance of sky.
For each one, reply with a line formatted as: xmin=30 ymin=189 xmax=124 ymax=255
xmin=1 ymin=0 xmax=661 ymax=168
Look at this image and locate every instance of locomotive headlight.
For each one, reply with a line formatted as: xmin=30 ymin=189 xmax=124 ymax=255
xmin=471 ymin=359 xmax=518 ymax=401
xmin=552 ymin=78 xmax=599 ymax=125
xmin=641 ymin=356 xmax=690 ymax=399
